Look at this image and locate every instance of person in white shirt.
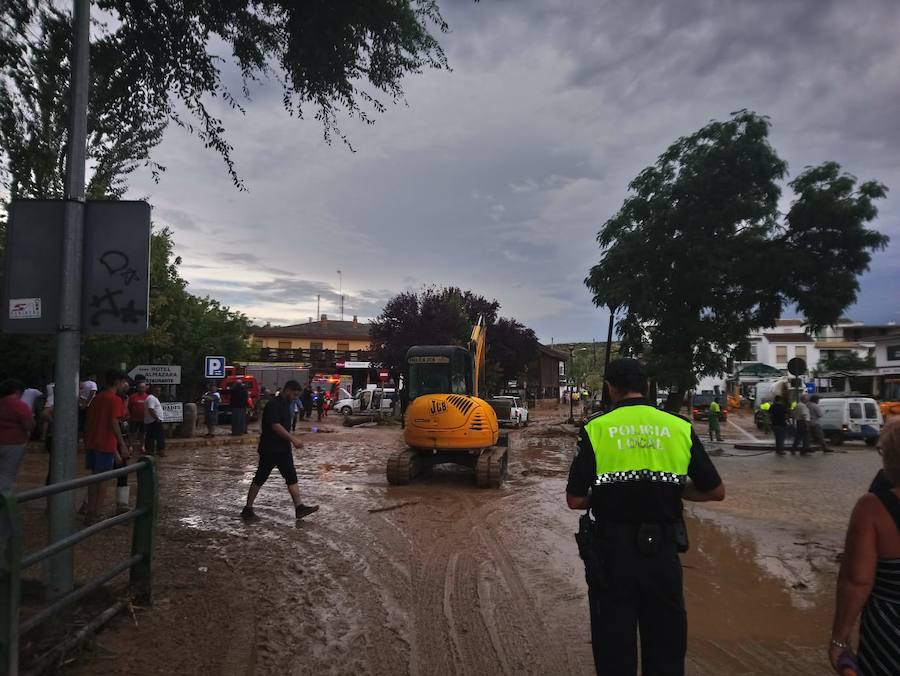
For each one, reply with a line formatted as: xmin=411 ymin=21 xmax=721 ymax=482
xmin=143 ymin=386 xmax=166 ymax=457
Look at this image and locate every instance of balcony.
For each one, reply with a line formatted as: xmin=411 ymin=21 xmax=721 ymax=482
xmin=257 ymin=348 xmax=373 ymax=368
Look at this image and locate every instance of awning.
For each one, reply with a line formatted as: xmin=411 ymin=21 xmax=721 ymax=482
xmin=736 ymin=363 xmax=783 ymax=377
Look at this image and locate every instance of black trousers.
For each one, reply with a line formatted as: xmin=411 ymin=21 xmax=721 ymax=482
xmin=587 ymin=525 xmax=686 ymax=676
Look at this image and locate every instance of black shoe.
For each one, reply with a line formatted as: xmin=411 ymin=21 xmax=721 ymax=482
xmin=776 ymin=451 xmax=785 ymax=456
xmin=241 ymin=506 xmax=260 ymax=521
xmin=295 ymin=504 xmax=320 ymax=520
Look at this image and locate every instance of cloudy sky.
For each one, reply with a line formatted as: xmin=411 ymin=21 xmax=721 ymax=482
xmin=127 ymin=0 xmax=900 ymax=342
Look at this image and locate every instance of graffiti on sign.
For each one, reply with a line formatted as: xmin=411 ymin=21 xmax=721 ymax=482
xmin=88 ymin=249 xmax=148 ymax=327
xmin=82 ymin=201 xmax=151 ymax=335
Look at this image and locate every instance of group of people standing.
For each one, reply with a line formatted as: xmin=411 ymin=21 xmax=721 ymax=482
xmin=763 ymin=393 xmax=830 ymax=455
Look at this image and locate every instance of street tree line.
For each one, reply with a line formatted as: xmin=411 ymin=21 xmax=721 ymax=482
xmin=586 ymin=110 xmax=889 ymax=405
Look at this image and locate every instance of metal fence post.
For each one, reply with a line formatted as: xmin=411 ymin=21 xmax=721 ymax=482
xmin=129 ymin=457 xmax=157 ymax=606
xmin=0 ymin=493 xmax=23 ymax=676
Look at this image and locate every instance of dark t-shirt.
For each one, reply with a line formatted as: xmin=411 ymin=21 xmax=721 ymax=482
xmin=566 ymin=398 xmax=722 ymax=523
xmin=769 ymin=402 xmax=787 ymax=426
xmin=259 ymin=396 xmax=292 ymax=454
xmin=231 ymin=384 xmax=249 ymax=407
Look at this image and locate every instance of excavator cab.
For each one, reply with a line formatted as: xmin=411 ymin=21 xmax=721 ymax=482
xmin=387 ymin=341 xmax=508 ymax=488
xmin=406 ymin=346 xmax=472 ymax=400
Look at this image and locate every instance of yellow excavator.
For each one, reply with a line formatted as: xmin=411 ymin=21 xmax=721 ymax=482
xmin=387 ymin=317 xmax=509 ymax=488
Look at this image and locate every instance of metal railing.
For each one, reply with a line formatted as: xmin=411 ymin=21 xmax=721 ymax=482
xmin=0 ymin=457 xmax=158 ymax=676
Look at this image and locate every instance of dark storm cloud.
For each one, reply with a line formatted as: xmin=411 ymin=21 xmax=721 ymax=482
xmin=131 ymin=0 xmax=900 ymax=341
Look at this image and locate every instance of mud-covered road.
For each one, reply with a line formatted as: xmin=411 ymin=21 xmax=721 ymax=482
xmin=17 ymin=410 xmax=882 ymax=675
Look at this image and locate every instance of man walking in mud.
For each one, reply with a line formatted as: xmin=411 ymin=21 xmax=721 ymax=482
xmin=566 ymin=358 xmax=725 ymax=676
xmin=241 ymin=380 xmax=318 ymax=521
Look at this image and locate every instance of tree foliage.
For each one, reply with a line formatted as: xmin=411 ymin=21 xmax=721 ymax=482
xmin=1 ymin=0 xmax=451 ymax=189
xmin=370 ymin=287 xmax=538 ymax=395
xmin=0 ymin=6 xmax=165 ymax=201
xmin=586 ymin=110 xmax=889 ymax=392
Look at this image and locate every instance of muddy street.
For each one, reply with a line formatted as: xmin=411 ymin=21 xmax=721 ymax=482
xmin=17 ymin=411 xmax=883 ymax=675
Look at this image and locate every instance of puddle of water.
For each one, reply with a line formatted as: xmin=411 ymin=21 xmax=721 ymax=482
xmin=684 ymin=511 xmax=835 ymax=645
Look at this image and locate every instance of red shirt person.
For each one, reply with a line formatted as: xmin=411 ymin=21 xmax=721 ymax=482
xmin=0 ymin=379 xmax=36 ymax=491
xmin=83 ymin=370 xmax=130 ymax=524
xmin=127 ymin=381 xmax=149 ymax=452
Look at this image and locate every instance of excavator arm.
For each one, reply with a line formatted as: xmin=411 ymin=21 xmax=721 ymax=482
xmin=470 ymin=315 xmax=486 ymax=399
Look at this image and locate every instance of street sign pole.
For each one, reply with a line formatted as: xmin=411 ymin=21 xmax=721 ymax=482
xmin=48 ymin=0 xmax=90 ymax=600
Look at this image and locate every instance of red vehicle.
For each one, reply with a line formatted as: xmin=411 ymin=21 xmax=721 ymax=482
xmin=219 ymin=369 xmax=261 ymax=421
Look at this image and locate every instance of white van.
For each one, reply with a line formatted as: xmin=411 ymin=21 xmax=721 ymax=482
xmin=817 ymin=396 xmax=883 ymax=446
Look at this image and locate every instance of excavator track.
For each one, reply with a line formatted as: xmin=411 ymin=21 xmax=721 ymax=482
xmin=475 ymin=446 xmax=508 ymax=489
xmin=386 ymin=448 xmax=420 ymax=485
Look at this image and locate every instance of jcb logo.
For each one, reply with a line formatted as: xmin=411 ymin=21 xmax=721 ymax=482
xmin=430 ymin=400 xmax=448 ymax=415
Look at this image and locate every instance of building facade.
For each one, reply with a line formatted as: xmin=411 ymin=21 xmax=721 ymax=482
xmin=253 ymin=315 xmax=371 ymax=353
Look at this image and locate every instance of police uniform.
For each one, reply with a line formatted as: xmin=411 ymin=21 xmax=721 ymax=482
xmin=567 ymin=397 xmax=722 ymax=676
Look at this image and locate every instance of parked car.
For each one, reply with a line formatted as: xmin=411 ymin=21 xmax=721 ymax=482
xmin=334 ymin=388 xmax=394 ymax=416
xmin=487 ymin=396 xmax=529 ymax=427
xmin=691 ymin=393 xmax=728 ymax=422
xmin=818 ymin=396 xmax=883 ymax=446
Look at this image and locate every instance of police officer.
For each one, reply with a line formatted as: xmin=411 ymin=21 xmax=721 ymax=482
xmin=566 ymin=358 xmax=725 ymax=676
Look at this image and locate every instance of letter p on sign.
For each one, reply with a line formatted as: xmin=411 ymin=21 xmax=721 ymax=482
xmin=205 ymin=356 xmax=226 ymax=379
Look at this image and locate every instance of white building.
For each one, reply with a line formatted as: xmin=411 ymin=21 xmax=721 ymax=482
xmin=740 ymin=318 xmax=874 ymax=373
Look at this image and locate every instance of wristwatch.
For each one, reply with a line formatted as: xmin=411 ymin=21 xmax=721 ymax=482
xmin=830 ymin=639 xmax=850 ymax=650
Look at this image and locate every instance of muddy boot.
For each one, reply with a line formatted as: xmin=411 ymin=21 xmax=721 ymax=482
xmin=241 ymin=506 xmax=260 ymax=521
xmin=295 ymin=504 xmax=320 ymax=520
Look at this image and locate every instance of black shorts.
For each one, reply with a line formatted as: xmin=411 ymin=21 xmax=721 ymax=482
xmin=252 ymin=449 xmax=298 ymax=486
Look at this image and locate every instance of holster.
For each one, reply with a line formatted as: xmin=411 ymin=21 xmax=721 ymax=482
xmin=575 ymin=512 xmax=608 ymax=590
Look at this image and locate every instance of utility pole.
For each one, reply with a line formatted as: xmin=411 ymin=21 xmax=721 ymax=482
xmin=600 ymin=307 xmax=616 ymax=410
xmin=337 ymin=270 xmax=343 ymax=320
xmin=48 ymin=0 xmax=90 ymax=600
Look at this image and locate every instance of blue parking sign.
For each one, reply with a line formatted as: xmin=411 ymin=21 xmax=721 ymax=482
xmin=205 ymin=356 xmax=226 ymax=379
xmin=805 ymin=382 xmax=816 ymax=394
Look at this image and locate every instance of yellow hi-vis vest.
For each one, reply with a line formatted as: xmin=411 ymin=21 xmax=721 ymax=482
xmin=583 ymin=404 xmax=693 ymax=486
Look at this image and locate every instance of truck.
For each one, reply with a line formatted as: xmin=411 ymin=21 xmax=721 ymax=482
xmin=487 ymin=396 xmax=529 ymax=427
xmin=334 ymin=388 xmax=395 ymax=416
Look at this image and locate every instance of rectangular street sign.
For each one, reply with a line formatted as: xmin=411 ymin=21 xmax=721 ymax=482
xmin=82 ymin=201 xmax=151 ymax=334
xmin=2 ymin=199 xmax=151 ymax=335
xmin=128 ymin=365 xmax=181 ymax=385
xmin=161 ymin=402 xmax=184 ymax=423
xmin=2 ymin=201 xmax=64 ymax=333
xmin=205 ymin=356 xmax=226 ymax=379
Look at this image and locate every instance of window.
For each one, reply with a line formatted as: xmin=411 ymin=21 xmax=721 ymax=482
xmin=849 ymin=403 xmax=862 ymax=419
xmin=253 ymin=338 xmax=263 ymax=348
xmin=775 ymin=346 xmax=787 ymax=362
xmin=795 ymin=346 xmax=807 ymax=360
xmin=337 ymin=342 xmax=350 ymax=352
xmin=864 ymin=403 xmax=878 ymax=419
xmin=310 ymin=342 xmax=323 ymax=350
xmin=278 ymin=341 xmax=292 ymax=349
xmin=749 ymin=342 xmax=758 ymax=361
xmin=887 ymin=345 xmax=900 ymax=361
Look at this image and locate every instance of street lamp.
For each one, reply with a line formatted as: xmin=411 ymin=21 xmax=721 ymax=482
xmin=567 ymin=347 xmax=575 ymax=424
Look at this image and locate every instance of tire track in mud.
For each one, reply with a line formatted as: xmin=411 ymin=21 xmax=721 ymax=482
xmin=400 ymin=485 xmax=580 ymax=676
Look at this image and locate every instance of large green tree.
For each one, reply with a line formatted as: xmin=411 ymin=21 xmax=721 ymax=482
xmin=585 ymin=110 xmax=889 ymax=400
xmin=1 ymin=0 xmax=452 ymax=189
